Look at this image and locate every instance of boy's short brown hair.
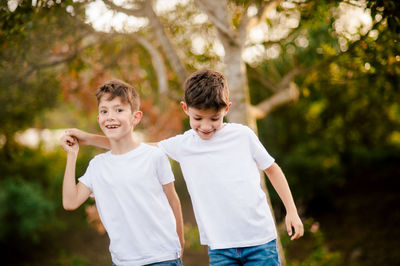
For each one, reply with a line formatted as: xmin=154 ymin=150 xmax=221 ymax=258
xmin=96 ymin=79 xmax=140 ymax=112
xmin=183 ymin=69 xmax=229 ymax=110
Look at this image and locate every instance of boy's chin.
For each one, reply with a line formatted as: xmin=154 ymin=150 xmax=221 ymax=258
xmin=103 ymin=129 xmax=134 ymax=141
xmin=102 ymin=130 xmax=121 ymax=139
xmin=196 ymin=131 xmax=215 ymax=140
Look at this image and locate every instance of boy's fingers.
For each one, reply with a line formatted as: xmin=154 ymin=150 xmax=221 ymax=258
xmin=290 ymin=224 xmax=304 ymax=240
xmin=286 ymin=222 xmax=292 ymax=236
xmin=290 ymin=229 xmax=298 ymax=240
xmin=65 ymin=130 xmax=80 ymax=144
xmin=298 ymin=224 xmax=304 ymax=237
xmin=64 ymin=129 xmax=74 ymax=138
xmin=61 ymin=135 xmax=68 ymax=144
xmin=65 ymin=128 xmax=82 ymax=139
xmin=66 ymin=136 xmax=75 ymax=144
xmin=61 ymin=134 xmax=76 ymax=146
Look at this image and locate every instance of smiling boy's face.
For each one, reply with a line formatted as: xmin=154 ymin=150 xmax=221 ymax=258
xmin=181 ymin=101 xmax=230 ymax=140
xmin=97 ymin=94 xmax=141 ymax=140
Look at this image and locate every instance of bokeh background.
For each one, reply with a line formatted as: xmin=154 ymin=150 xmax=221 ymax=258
xmin=1 ymin=0 xmax=399 ymax=265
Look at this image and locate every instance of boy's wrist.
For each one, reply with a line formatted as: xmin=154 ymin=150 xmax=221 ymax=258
xmin=285 ymin=206 xmax=298 ymax=215
xmin=67 ymin=151 xmax=79 ymax=159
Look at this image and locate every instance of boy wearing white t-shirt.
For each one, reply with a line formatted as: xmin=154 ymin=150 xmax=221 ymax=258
xmin=60 ymin=80 xmax=183 ymax=266
xmin=66 ymin=70 xmax=303 ymax=265
xmin=158 ymin=69 xmax=303 ymax=265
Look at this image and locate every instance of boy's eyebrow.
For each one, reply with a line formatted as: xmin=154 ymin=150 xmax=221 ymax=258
xmin=210 ymin=113 xmax=222 ymax=118
xmin=99 ymin=103 xmax=125 ymax=109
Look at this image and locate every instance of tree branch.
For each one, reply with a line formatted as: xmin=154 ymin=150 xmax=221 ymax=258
xmin=134 ymin=35 xmax=168 ymax=97
xmin=247 ymin=66 xmax=277 ymax=92
xmin=245 ymin=0 xmax=281 ymax=32
xmin=194 ymin=0 xmax=237 ymax=44
xmin=277 ymin=67 xmax=302 ymax=90
xmin=143 ymin=0 xmax=188 ymax=85
xmin=252 ymin=81 xmax=299 ymax=119
xmin=250 ymin=18 xmax=384 ymax=120
xmin=105 ymin=33 xmax=181 ymax=102
xmin=102 ymin=0 xmax=147 ymax=18
xmin=237 ymin=3 xmax=251 ymax=42
xmin=13 ymin=32 xmax=111 ymax=86
xmin=102 ymin=0 xmax=187 ymax=86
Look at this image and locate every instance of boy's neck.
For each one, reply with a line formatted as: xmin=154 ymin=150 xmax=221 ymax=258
xmin=109 ymin=132 xmax=140 ymax=155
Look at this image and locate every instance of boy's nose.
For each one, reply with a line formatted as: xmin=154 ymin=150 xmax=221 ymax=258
xmin=106 ymin=113 xmax=116 ymax=120
xmin=201 ymin=122 xmax=212 ymax=130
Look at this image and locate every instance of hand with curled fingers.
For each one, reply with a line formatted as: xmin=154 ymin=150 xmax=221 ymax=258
xmin=60 ymin=133 xmax=79 ymax=155
xmin=285 ymin=211 xmax=304 ymax=240
xmin=64 ymin=128 xmax=90 ymax=146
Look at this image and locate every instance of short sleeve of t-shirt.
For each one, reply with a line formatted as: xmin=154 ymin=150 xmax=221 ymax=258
xmin=154 ymin=149 xmax=175 ymax=185
xmin=246 ymin=126 xmax=275 ymax=170
xmin=78 ymin=159 xmax=95 ymax=191
xmin=158 ymin=134 xmax=184 ymax=162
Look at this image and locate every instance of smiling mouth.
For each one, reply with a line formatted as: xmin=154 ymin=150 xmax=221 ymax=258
xmin=199 ymin=130 xmax=213 ymax=134
xmin=105 ymin=125 xmax=120 ymax=129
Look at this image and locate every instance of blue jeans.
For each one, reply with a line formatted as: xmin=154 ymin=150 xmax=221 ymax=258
xmin=208 ymin=239 xmax=280 ymax=266
xmin=113 ymin=258 xmax=182 ymax=266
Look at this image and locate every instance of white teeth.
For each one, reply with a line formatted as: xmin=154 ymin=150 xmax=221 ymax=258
xmin=106 ymin=125 xmax=119 ymax=129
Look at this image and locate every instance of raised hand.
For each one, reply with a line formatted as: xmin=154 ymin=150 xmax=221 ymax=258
xmin=64 ymin=128 xmax=91 ymax=145
xmin=60 ymin=133 xmax=79 ymax=155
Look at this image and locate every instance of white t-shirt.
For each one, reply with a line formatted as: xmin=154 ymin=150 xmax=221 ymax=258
xmin=79 ymin=143 xmax=181 ymax=266
xmin=158 ymin=123 xmax=277 ymax=249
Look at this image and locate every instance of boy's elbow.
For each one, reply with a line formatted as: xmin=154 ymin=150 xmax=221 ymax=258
xmin=63 ymin=200 xmax=78 ymax=211
xmin=63 ymin=206 xmax=76 ymax=211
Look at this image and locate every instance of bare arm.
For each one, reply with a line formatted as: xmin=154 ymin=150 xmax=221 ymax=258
xmin=65 ymin=128 xmax=111 ymax=149
xmin=163 ymin=182 xmax=185 ymax=255
xmin=61 ymin=134 xmax=92 ymax=210
xmin=264 ymin=162 xmax=304 ymax=240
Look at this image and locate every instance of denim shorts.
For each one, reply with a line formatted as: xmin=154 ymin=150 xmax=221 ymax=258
xmin=208 ymin=239 xmax=280 ymax=266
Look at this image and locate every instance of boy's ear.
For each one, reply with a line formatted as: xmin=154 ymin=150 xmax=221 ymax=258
xmin=225 ymin=102 xmax=232 ymax=113
xmin=180 ymin=101 xmax=189 ymax=114
xmin=132 ymin=111 xmax=143 ymax=125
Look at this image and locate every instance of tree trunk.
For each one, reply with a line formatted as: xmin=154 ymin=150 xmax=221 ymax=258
xmin=218 ymin=22 xmax=287 ymax=266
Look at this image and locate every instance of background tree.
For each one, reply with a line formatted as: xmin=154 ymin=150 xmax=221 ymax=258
xmin=0 ymin=1 xmax=88 ymax=262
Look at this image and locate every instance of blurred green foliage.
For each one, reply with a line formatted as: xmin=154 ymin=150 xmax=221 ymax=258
xmin=0 ymin=141 xmax=97 ymax=262
xmin=253 ymin=0 xmax=400 ymax=214
xmin=0 ymin=177 xmax=54 ymax=244
xmin=0 ymin=0 xmax=89 ymax=139
xmin=250 ymin=1 xmax=400 ymax=264
xmin=281 ymin=218 xmax=341 ymax=266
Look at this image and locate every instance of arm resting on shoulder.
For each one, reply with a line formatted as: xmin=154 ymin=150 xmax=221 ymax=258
xmin=264 ymin=162 xmax=304 ymax=240
xmin=163 ymin=182 xmax=185 ymax=255
xmin=65 ymin=128 xmax=111 ymax=149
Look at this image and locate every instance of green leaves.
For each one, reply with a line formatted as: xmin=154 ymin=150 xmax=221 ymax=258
xmin=253 ymin=0 xmax=400 ymax=214
xmin=0 ymin=177 xmax=54 ymax=244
